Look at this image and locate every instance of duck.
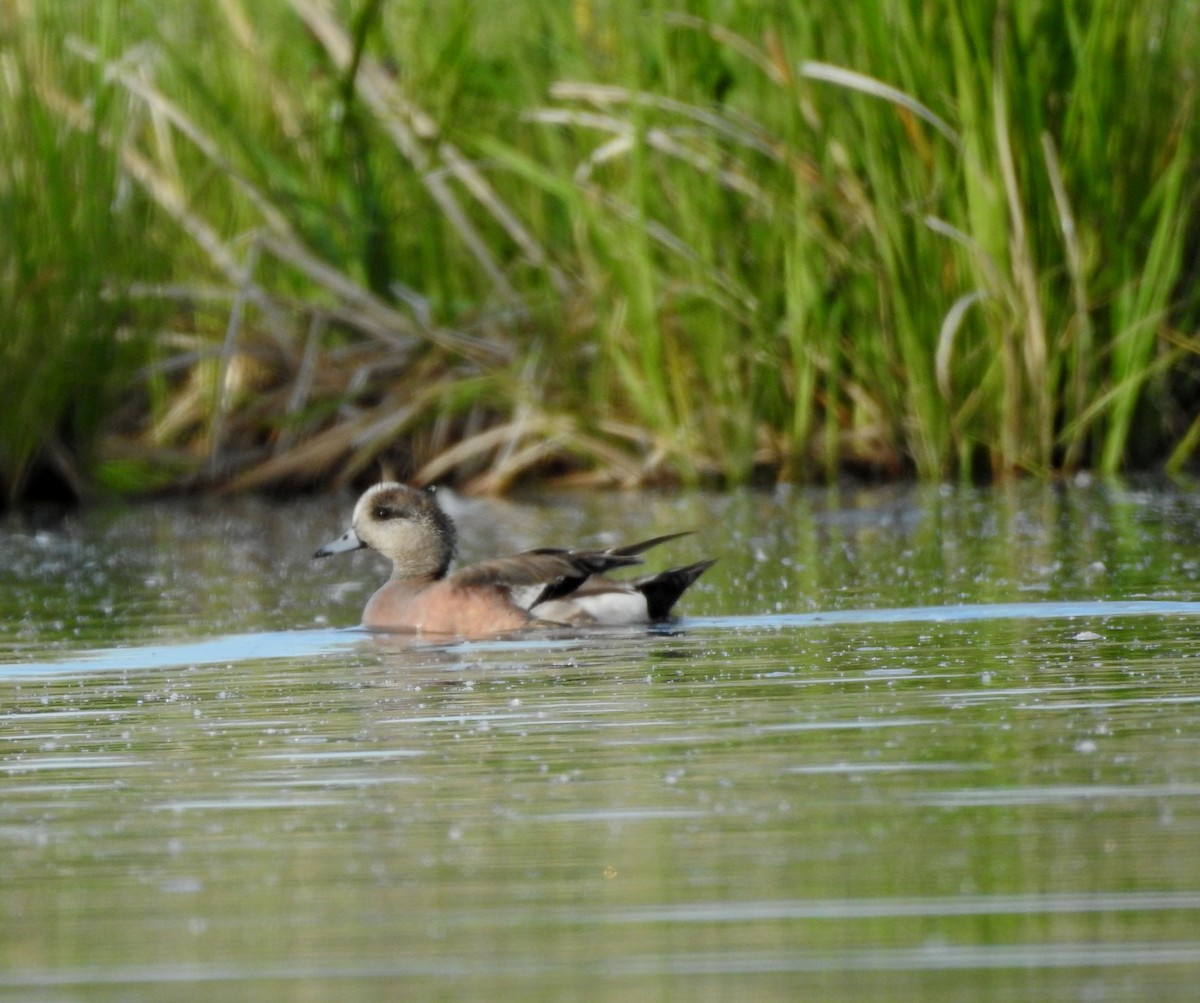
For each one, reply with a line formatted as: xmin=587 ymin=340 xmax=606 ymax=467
xmin=313 ymin=482 xmax=714 ymax=637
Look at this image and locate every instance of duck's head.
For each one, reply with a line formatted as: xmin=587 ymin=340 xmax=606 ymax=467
xmin=313 ymin=482 xmax=457 ymax=579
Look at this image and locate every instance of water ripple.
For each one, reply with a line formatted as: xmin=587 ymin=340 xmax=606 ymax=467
xmin=5 ymin=600 xmax=1198 ymax=677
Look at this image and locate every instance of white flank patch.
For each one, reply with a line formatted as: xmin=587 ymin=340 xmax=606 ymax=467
xmin=545 ymin=590 xmax=648 ymax=626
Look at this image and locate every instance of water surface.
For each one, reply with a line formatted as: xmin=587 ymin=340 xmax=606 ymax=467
xmin=3 ymin=481 xmax=1200 ymax=1000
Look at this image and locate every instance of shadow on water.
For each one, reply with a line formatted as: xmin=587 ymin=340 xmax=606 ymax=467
xmin=4 ymin=482 xmax=1200 ymax=1000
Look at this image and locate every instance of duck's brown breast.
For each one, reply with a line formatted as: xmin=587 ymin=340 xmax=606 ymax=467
xmin=361 ymin=578 xmax=534 ymax=636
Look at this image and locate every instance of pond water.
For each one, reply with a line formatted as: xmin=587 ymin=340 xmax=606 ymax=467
xmin=3 ymin=480 xmax=1200 ymax=1001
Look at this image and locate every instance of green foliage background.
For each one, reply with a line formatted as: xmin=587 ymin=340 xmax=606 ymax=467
xmin=1 ymin=0 xmax=1198 ymax=501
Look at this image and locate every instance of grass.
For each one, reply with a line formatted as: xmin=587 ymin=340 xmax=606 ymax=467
xmin=0 ymin=4 xmax=162 ymax=503
xmin=1 ymin=0 xmax=1198 ymax=503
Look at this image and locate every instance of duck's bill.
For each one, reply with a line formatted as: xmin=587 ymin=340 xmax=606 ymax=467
xmin=313 ymin=528 xmax=366 ymax=559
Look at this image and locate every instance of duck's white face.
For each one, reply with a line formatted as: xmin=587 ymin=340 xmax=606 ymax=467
xmin=315 ymin=483 xmax=457 ymax=580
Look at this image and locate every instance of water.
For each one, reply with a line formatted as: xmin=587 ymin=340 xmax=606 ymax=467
xmin=3 ymin=481 xmax=1200 ymax=1000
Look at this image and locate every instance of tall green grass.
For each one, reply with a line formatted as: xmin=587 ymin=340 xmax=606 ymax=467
xmin=0 ymin=4 xmax=166 ymax=503
xmin=2 ymin=0 xmax=1198 ymax=499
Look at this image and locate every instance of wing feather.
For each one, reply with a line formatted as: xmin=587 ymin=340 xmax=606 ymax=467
xmin=447 ymin=533 xmax=698 ymax=610
xmin=448 ymin=548 xmax=640 ymax=599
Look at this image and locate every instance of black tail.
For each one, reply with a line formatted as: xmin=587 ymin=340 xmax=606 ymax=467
xmin=634 ymin=559 xmax=716 ymax=620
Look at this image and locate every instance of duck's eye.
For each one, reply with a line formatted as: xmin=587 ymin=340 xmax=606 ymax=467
xmin=373 ymin=504 xmax=409 ymax=521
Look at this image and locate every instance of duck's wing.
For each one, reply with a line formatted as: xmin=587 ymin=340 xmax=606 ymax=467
xmin=602 ymin=531 xmax=693 ymax=558
xmin=515 ymin=534 xmax=700 ymax=608
xmin=448 ymin=547 xmax=644 ymax=607
xmin=450 ymin=533 xmax=697 ymax=612
xmin=524 ymin=533 xmax=706 ymax=606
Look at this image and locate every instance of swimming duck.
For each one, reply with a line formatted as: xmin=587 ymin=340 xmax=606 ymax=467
xmin=313 ymin=482 xmax=714 ymax=637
